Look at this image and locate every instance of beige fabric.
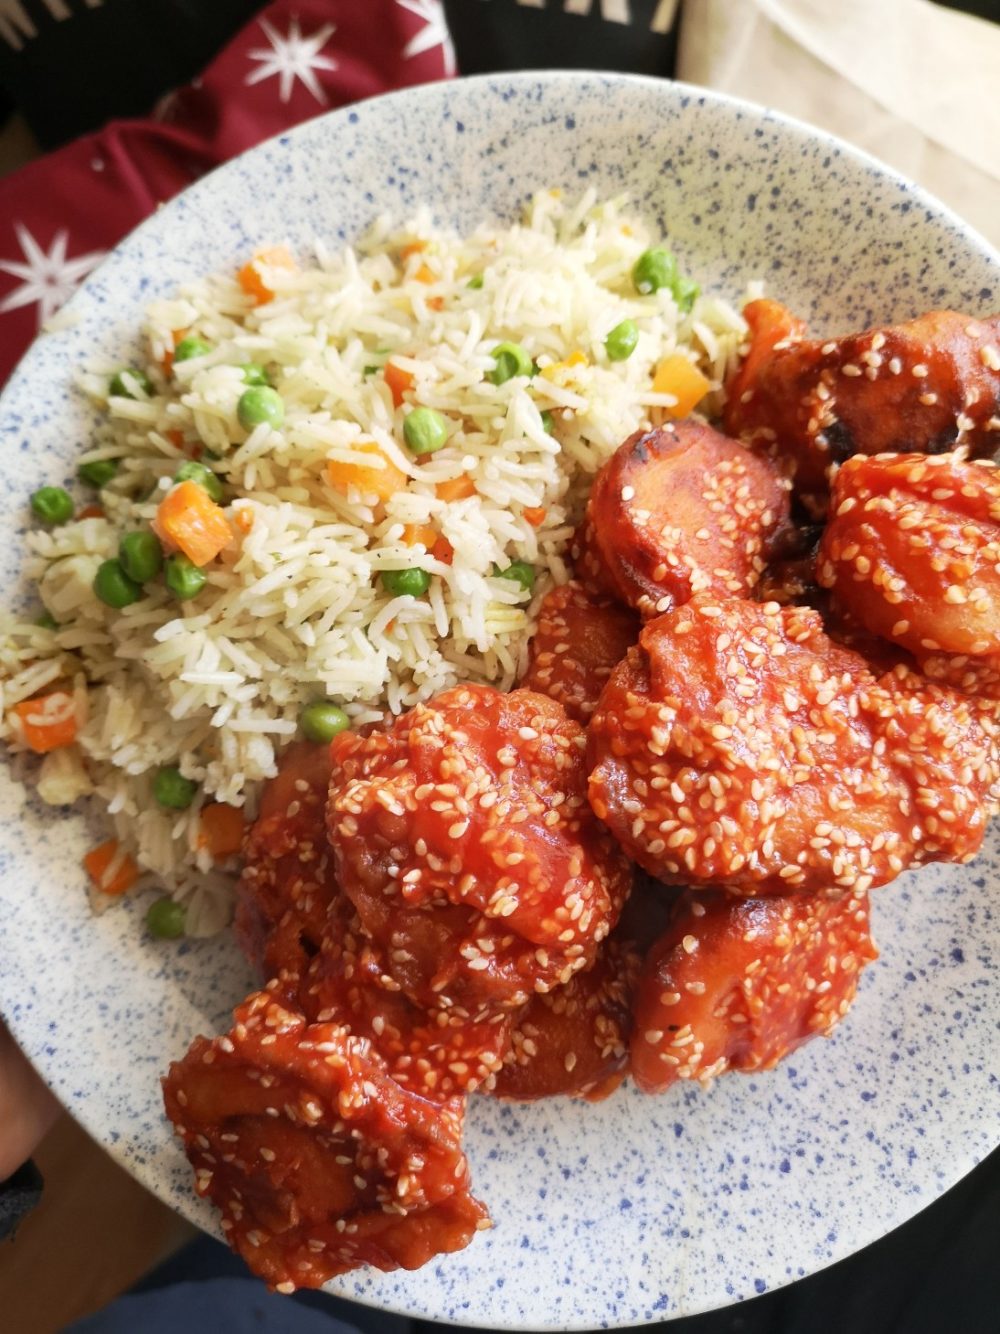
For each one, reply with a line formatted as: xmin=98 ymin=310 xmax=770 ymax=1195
xmin=678 ymin=0 xmax=1000 ymax=249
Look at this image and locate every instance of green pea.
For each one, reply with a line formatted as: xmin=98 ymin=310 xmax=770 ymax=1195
xmin=173 ymin=336 xmax=213 ymax=364
xmin=605 ymin=318 xmax=639 ymax=362
xmin=35 ymin=612 xmax=58 ymax=630
xmin=672 ymin=274 xmax=700 ymax=314
xmin=146 ymin=896 xmax=187 ymax=940
xmin=239 ymin=363 xmax=271 ymax=386
xmin=632 ymin=247 xmax=678 ymax=295
xmin=119 ymin=530 xmax=163 ymax=583
xmin=493 ymin=560 xmax=536 ymax=591
xmin=78 ymin=458 xmax=119 ymax=488
xmin=300 ymin=700 xmax=351 ymax=744
xmin=153 ymin=766 xmax=199 ymax=810
xmin=164 ymin=553 xmax=206 ymax=601
xmin=174 ymin=460 xmax=224 ymax=504
xmin=237 ymin=385 xmax=285 ymax=431
xmin=381 ymin=567 xmax=431 ymax=597
xmin=403 ymin=406 xmax=448 ymax=456
xmin=93 ymin=559 xmax=142 ymax=609
xmin=467 ymin=274 xmax=484 ymax=290
xmin=540 ymin=409 xmax=556 ymax=435
xmin=489 ymin=342 xmax=533 ymax=385
xmin=109 ymin=368 xmax=153 ymax=399
xmin=30 ymin=486 xmax=74 ymax=525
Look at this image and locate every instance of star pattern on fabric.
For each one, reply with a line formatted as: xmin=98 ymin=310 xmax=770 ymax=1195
xmin=397 ymin=0 xmax=456 ymax=77
xmin=0 ymin=225 xmax=106 ymax=326
xmin=244 ymin=17 xmax=338 ymax=105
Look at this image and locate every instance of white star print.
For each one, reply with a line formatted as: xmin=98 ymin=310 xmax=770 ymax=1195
xmin=398 ymin=0 xmax=456 ymax=77
xmin=0 ymin=225 xmax=106 ymax=327
xmin=245 ymin=17 xmax=338 ymax=105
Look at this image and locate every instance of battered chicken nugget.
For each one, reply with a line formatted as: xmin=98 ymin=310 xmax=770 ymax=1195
xmin=630 ymin=890 xmax=877 ymax=1094
xmin=584 ymin=421 xmax=791 ymax=617
xmin=162 ymin=989 xmax=489 ymax=1292
xmin=491 ymin=938 xmax=642 ymax=1103
xmin=521 ymin=581 xmax=639 ymax=723
xmin=587 ymin=596 xmax=999 ymax=896
xmin=235 ymin=742 xmax=336 ymax=978
xmin=725 ymin=301 xmax=1000 ymax=502
xmin=327 ymin=684 xmax=632 ymax=1014
xmin=568 ymin=517 xmax=618 ymax=602
xmin=300 ymin=894 xmax=513 ymax=1099
xmin=818 ymin=452 xmax=1000 ymax=660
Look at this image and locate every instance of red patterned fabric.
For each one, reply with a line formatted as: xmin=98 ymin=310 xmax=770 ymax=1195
xmin=0 ymin=0 xmax=454 ymax=385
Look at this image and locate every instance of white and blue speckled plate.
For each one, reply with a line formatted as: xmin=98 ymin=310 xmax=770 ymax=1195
xmin=1 ymin=74 xmax=998 ymax=1329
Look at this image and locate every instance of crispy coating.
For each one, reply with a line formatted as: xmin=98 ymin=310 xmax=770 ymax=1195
xmin=818 ymin=452 xmax=1000 ymax=659
xmin=587 ymin=595 xmax=1000 ymax=896
xmin=568 ymin=517 xmax=619 ymax=603
xmin=235 ymin=742 xmax=337 ymax=979
xmin=491 ymin=938 xmax=642 ymax=1103
xmin=327 ymin=684 xmax=632 ymax=1014
xmin=299 ymin=894 xmax=513 ymax=1099
xmin=725 ymin=300 xmax=1000 ymax=501
xmin=630 ymin=889 xmax=878 ymax=1093
xmin=162 ymin=989 xmax=489 ymax=1292
xmin=521 ymin=581 xmax=639 ymax=723
xmin=584 ymin=421 xmax=791 ymax=617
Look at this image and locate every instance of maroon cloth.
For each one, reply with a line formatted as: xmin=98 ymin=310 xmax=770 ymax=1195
xmin=0 ymin=0 xmax=454 ymax=385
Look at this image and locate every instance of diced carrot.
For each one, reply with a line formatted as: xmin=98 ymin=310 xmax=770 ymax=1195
xmin=652 ymin=353 xmax=712 ymax=418
xmin=523 ymin=506 xmax=547 ymax=527
xmin=414 ymin=263 xmax=435 ymax=284
xmin=199 ymin=803 xmax=245 ymax=859
xmin=325 ymin=440 xmax=406 ymax=503
xmin=401 ymin=523 xmax=438 ymax=550
xmin=426 ymin=296 xmax=444 ymax=311
xmin=78 ymin=505 xmax=105 ymax=520
xmin=237 ymin=245 xmax=296 ymax=304
xmin=383 ymin=361 xmax=414 ymax=408
xmin=400 ymin=241 xmax=427 ymax=260
xmin=432 ymin=536 xmax=454 ymax=565
xmin=13 ymin=691 xmax=78 ymax=753
xmin=154 ymin=480 xmax=232 ymax=567
xmin=165 ymin=427 xmax=201 ymax=459
xmin=84 ymin=839 xmax=139 ymax=898
xmin=162 ymin=328 xmax=188 ymax=376
xmin=434 ymin=475 xmax=476 ymax=502
xmin=233 ymin=505 xmax=254 ymax=534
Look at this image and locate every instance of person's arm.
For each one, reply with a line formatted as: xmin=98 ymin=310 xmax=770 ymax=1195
xmin=0 ymin=1021 xmax=59 ymax=1238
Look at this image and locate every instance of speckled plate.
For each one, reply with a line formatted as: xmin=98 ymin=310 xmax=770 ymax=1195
xmin=1 ymin=73 xmax=998 ymax=1330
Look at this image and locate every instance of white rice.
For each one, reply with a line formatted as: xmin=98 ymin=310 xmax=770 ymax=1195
xmin=0 ymin=190 xmax=748 ymax=934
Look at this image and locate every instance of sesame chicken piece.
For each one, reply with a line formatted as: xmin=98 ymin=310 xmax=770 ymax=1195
xmin=235 ymin=741 xmax=338 ymax=979
xmin=587 ymin=595 xmax=1000 ymax=896
xmin=818 ymin=452 xmax=1000 ymax=661
xmin=630 ymin=889 xmax=878 ymax=1094
xmin=521 ymin=581 xmax=639 ymax=724
xmin=327 ymin=685 xmax=632 ymax=1014
xmin=724 ymin=302 xmax=1000 ymax=508
xmin=569 ymin=516 xmax=619 ymax=603
xmin=299 ymin=893 xmax=514 ymax=1099
xmin=584 ymin=420 xmax=792 ymax=618
xmin=162 ymin=988 xmax=489 ymax=1292
xmin=753 ymin=522 xmax=824 ymax=609
xmin=491 ymin=937 xmax=642 ymax=1103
